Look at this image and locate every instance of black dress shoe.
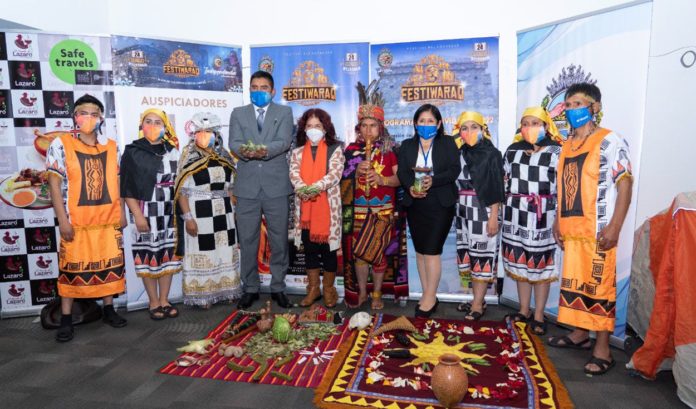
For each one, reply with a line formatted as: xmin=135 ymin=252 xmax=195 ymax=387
xmin=415 ymin=299 xmax=439 ymax=318
xmin=271 ymin=292 xmax=292 ymax=309
xmin=237 ymin=292 xmax=260 ymax=310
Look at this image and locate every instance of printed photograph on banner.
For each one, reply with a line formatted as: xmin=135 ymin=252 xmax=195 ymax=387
xmin=250 ymin=42 xmax=369 ymax=143
xmin=0 ymin=227 xmax=27 ymax=255
xmin=370 ymin=38 xmax=499 ymax=144
xmin=0 ymin=280 xmax=31 ymax=310
xmin=1 ymin=254 xmax=29 ymax=281
xmin=0 ymin=60 xmax=10 ymax=89
xmin=3 ymin=114 xmax=50 ymax=214
xmin=0 ymin=118 xmax=14 ymax=146
xmin=10 ymin=89 xmax=45 ymax=119
xmin=5 ymin=32 xmax=38 ymax=61
xmin=0 ymin=146 xmax=19 ymax=173
xmin=0 ymin=199 xmax=23 ymax=221
xmin=111 ymin=36 xmax=243 ymax=92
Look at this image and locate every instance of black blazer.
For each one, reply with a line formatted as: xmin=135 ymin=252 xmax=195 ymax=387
xmin=397 ymin=134 xmax=461 ymax=207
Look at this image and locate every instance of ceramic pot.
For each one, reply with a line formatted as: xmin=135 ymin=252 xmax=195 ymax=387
xmin=431 ymin=353 xmax=468 ymax=408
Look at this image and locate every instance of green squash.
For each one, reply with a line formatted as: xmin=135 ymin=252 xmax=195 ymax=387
xmin=272 ymin=316 xmax=291 ymax=343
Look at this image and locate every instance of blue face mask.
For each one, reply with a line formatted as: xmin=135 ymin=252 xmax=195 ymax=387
xmin=416 ymin=125 xmax=437 ymax=140
xmin=250 ymin=90 xmax=272 ymax=107
xmin=565 ymin=106 xmax=592 ymax=128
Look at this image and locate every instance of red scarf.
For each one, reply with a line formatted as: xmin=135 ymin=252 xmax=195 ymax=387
xmin=300 ymin=141 xmax=330 ymax=243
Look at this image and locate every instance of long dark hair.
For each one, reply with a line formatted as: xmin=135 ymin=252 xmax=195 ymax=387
xmin=412 ymin=103 xmax=445 ymax=139
xmin=296 ymin=108 xmax=338 ymax=147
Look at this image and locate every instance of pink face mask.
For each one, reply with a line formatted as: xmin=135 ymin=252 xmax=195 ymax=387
xmin=460 ymin=129 xmax=482 ymax=147
xmin=76 ymin=114 xmax=100 ymax=134
xmin=195 ymin=131 xmax=215 ymax=149
xmin=142 ymin=123 xmax=165 ymax=142
xmin=521 ymin=126 xmax=546 ymax=145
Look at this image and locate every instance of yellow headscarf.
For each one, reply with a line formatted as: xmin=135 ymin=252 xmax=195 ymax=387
xmin=139 ymin=108 xmax=179 ymax=149
xmin=453 ymin=111 xmax=491 ymax=148
xmin=513 ymin=106 xmax=562 ymax=143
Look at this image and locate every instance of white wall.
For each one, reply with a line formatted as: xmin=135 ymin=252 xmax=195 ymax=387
xmin=3 ymin=0 xmax=635 ymax=152
xmin=634 ymin=0 xmax=696 ymax=222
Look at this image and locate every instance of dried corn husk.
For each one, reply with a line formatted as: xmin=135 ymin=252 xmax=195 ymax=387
xmin=371 ymin=316 xmax=417 ymax=337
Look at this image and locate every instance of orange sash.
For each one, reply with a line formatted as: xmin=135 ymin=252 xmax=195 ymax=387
xmin=299 ymin=141 xmax=330 ymax=243
xmin=556 ymin=128 xmax=616 ymax=332
xmin=57 ymin=135 xmax=125 ymax=298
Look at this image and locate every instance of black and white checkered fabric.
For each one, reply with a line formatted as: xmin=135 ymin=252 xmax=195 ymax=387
xmin=501 ymin=144 xmax=560 ymax=282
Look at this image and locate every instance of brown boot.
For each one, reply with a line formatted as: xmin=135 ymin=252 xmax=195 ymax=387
xmin=300 ymin=268 xmax=322 ymax=307
xmin=322 ymin=271 xmax=338 ymax=308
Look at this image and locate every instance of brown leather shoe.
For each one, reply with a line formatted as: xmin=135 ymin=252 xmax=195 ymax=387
xmin=300 ymin=268 xmax=322 ymax=307
xmin=322 ymin=271 xmax=338 ymax=308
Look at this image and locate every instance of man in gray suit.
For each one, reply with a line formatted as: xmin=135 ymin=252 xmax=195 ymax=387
xmin=229 ymin=71 xmax=294 ymax=309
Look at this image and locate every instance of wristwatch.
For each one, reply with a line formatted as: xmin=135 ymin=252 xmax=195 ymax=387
xmin=182 ymin=212 xmax=194 ymax=221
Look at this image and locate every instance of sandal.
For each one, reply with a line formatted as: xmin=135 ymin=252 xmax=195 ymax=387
xmin=456 ymin=302 xmax=471 ymax=312
xmin=464 ymin=304 xmax=486 ymax=321
xmin=505 ymin=312 xmax=531 ymax=323
xmin=149 ymin=306 xmax=166 ymax=321
xmin=370 ymin=291 xmax=384 ymax=310
xmin=547 ymin=335 xmax=593 ymax=350
xmin=584 ymin=356 xmax=615 ymax=375
xmin=530 ymin=319 xmax=547 ymax=336
xmin=162 ymin=305 xmax=179 ymax=318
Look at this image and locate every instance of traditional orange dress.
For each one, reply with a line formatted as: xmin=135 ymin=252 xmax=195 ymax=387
xmin=556 ymin=128 xmax=632 ymax=332
xmin=46 ymin=133 xmax=125 ymax=298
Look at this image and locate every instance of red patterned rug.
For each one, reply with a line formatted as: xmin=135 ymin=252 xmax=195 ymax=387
xmin=315 ymin=314 xmax=574 ymax=409
xmin=160 ymin=310 xmax=352 ymax=388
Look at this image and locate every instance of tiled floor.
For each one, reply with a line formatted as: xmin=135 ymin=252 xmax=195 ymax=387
xmin=0 ymin=297 xmax=686 ymax=409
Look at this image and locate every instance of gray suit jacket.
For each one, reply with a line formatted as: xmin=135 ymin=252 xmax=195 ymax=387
xmin=228 ymin=102 xmax=294 ymax=199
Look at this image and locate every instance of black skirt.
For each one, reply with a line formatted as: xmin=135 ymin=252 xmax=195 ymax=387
xmin=406 ymin=194 xmax=455 ymax=255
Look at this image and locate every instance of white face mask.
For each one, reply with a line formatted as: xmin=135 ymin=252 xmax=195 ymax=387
xmin=306 ymin=128 xmax=325 ymax=144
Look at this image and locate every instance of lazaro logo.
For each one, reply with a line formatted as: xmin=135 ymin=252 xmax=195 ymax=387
xmin=13 ymin=62 xmax=39 ymax=88
xmin=45 ymin=91 xmax=73 ymax=117
xmin=12 ymin=34 xmax=34 ymax=58
xmin=3 ymin=256 xmax=25 ymax=280
xmin=163 ymin=49 xmax=200 ymax=78
xmin=282 ymin=61 xmax=337 ymax=106
xmin=401 ymin=55 xmax=464 ymax=104
xmin=6 ymin=283 xmax=26 ymax=305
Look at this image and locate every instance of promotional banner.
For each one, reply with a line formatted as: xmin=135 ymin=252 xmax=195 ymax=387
xmin=111 ymin=35 xmax=243 ymax=310
xmin=504 ymin=2 xmax=652 ymax=339
xmin=250 ymin=42 xmax=369 ymax=295
xmin=370 ymin=38 xmax=500 ymax=301
xmin=0 ymin=31 xmax=114 ymax=317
